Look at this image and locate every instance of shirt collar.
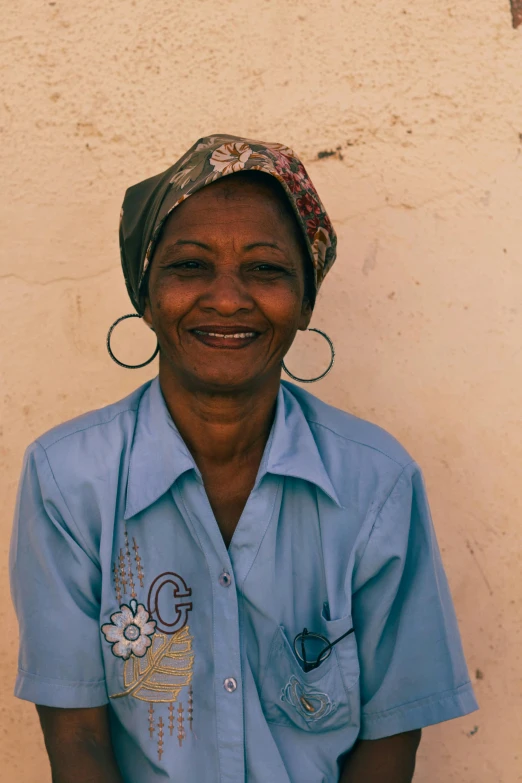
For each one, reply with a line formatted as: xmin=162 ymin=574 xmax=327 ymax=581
xmin=125 ymin=377 xmax=341 ymax=519
xmin=124 ymin=378 xmax=197 ymax=519
xmin=259 ymin=382 xmax=341 ymax=506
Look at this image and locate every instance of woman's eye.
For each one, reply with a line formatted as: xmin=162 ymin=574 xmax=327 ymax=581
xmin=252 ymin=263 xmax=285 ymax=273
xmin=178 ymin=260 xmax=201 ymax=268
xmin=167 ymin=260 xmax=204 ymax=271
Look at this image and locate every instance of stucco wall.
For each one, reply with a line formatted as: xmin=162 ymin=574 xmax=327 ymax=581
xmin=1 ymin=1 xmax=521 ymax=780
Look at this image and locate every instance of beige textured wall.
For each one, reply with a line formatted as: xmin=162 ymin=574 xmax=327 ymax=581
xmin=1 ymin=1 xmax=521 ymax=780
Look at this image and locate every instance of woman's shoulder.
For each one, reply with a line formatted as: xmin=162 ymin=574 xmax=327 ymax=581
xmin=18 ymin=383 xmax=153 ymax=548
xmin=282 ymin=381 xmax=414 ymax=470
xmin=33 ymin=381 xmax=151 ymax=457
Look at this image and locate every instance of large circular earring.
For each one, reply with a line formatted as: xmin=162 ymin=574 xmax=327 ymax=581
xmin=281 ymin=328 xmax=335 ymax=383
xmin=106 ymin=313 xmax=159 ymax=369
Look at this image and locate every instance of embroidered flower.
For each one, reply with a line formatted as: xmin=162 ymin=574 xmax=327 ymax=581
xmin=209 ymin=142 xmax=253 ymax=174
xmin=101 ymin=599 xmax=156 ymax=660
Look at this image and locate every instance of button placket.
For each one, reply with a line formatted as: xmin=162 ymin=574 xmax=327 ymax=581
xmin=170 ymin=482 xmax=245 ymax=782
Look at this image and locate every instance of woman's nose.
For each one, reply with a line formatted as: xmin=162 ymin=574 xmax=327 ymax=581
xmin=199 ymin=271 xmax=254 ymax=314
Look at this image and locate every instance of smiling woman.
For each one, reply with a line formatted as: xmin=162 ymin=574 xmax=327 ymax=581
xmin=143 ymin=171 xmax=313 ymax=394
xmin=10 ymin=134 xmax=478 ymax=783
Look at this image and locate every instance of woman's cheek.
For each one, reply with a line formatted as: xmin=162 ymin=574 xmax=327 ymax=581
xmin=152 ymin=279 xmax=196 ymax=317
xmin=255 ymin=282 xmax=303 ymax=323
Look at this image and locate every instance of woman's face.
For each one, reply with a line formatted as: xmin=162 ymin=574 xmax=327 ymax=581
xmin=143 ymin=175 xmax=312 ymax=393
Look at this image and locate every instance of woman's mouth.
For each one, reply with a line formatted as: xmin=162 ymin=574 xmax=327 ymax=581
xmin=191 ymin=328 xmax=260 ymax=349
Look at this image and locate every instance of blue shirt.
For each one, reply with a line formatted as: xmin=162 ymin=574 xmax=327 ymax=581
xmin=10 ymin=378 xmax=478 ymax=783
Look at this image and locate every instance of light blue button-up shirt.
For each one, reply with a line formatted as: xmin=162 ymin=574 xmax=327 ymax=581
xmin=10 ymin=378 xmax=478 ymax=782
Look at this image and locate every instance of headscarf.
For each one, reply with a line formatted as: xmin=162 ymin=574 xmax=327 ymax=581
xmin=119 ymin=133 xmax=337 ymax=314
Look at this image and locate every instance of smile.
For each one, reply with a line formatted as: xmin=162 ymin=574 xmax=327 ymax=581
xmin=193 ymin=330 xmax=256 ymax=339
xmin=190 ymin=328 xmax=261 ymax=349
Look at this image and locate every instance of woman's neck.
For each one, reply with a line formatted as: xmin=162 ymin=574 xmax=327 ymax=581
xmin=158 ymin=369 xmax=280 ymax=469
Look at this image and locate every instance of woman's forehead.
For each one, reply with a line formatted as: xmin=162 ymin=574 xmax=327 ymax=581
xmin=159 ymin=174 xmax=297 ymax=235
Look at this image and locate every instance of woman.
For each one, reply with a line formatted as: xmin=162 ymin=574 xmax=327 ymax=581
xmin=10 ymin=134 xmax=478 ymax=783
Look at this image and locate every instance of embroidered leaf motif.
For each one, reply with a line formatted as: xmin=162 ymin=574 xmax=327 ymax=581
xmin=110 ymin=626 xmax=194 ymax=703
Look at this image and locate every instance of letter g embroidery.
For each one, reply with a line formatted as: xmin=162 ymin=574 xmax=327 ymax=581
xmin=147 ymin=571 xmax=193 ymax=634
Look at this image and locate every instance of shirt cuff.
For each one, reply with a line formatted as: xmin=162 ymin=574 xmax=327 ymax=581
xmin=15 ymin=668 xmax=109 ymax=708
xmin=359 ymin=681 xmax=479 ymax=740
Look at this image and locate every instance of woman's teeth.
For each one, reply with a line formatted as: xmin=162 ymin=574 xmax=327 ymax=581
xmin=194 ymin=331 xmax=256 ymax=339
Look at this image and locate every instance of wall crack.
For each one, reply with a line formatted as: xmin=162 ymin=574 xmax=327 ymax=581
xmin=0 ymin=268 xmax=114 ymax=286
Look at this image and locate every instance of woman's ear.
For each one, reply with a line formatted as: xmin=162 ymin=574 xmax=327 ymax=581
xmin=298 ymin=299 xmax=313 ymax=331
xmin=142 ymin=299 xmax=154 ymax=330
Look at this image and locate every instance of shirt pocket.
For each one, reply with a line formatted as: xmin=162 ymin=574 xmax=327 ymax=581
xmin=259 ymin=611 xmax=360 ymax=733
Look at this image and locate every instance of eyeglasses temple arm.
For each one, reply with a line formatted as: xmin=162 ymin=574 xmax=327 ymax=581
xmin=301 ymin=628 xmax=309 ymax=670
xmin=325 ymin=626 xmax=355 ymax=653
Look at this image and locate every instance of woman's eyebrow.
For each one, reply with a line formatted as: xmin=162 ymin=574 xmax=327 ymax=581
xmin=244 ymin=241 xmax=285 ymax=252
xmin=163 ymin=240 xmax=286 ymax=253
xmin=165 ymin=239 xmax=212 ymax=250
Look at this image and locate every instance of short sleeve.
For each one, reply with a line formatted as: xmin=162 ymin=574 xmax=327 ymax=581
xmin=352 ymin=463 xmax=478 ymax=739
xmin=9 ymin=442 xmax=108 ymax=708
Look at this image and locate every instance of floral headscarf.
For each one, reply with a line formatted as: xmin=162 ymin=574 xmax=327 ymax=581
xmin=119 ymin=133 xmax=337 ymax=314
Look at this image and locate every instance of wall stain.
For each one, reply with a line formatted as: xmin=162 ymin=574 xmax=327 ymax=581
xmin=317 ymin=146 xmax=344 ymax=161
xmin=510 ymin=0 xmax=522 ymax=28
xmin=466 ymin=540 xmax=493 ymax=596
xmin=362 ymin=238 xmax=379 ymax=276
xmin=76 ymin=122 xmax=102 ymax=138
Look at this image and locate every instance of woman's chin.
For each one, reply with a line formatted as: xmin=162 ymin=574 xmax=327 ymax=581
xmin=164 ymin=363 xmax=278 ymax=394
xmin=191 ymin=370 xmax=275 ymax=393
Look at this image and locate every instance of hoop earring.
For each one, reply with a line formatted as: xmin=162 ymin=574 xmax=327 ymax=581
xmin=281 ymin=328 xmax=335 ymax=383
xmin=106 ymin=314 xmax=159 ymax=369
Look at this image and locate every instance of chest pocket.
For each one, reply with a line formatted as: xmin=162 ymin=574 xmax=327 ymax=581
xmin=259 ymin=611 xmax=360 ymax=732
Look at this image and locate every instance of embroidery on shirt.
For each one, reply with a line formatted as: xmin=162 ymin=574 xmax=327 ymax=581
xmin=281 ymin=675 xmax=335 ymax=722
xmin=113 ymin=561 xmax=122 ymax=603
xmin=101 ymin=599 xmax=156 ymax=659
xmin=124 ymin=529 xmax=137 ymax=599
xmin=177 ymin=702 xmax=185 ymax=746
xmin=133 ymin=537 xmax=145 ymax=587
xmin=103 ymin=555 xmax=195 ymax=761
xmin=112 ymin=525 xmax=145 ymax=600
xmin=109 ymin=622 xmax=193 ymax=701
xmin=157 ymin=716 xmax=165 ymax=759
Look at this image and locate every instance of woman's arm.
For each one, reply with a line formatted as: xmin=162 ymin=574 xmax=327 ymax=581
xmin=37 ymin=705 xmax=124 ymax=783
xmin=339 ymin=729 xmax=422 ymax=783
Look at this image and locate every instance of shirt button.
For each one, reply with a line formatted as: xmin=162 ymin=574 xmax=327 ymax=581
xmin=218 ymin=570 xmax=232 ymax=588
xmin=224 ymin=677 xmax=237 ymax=693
